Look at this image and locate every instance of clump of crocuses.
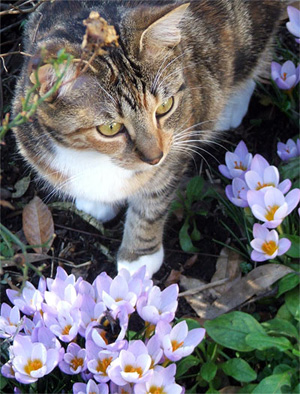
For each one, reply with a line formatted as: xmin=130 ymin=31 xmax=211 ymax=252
xmin=271 ymin=5 xmax=300 ymax=91
xmin=219 ymin=139 xmax=300 ymax=262
xmin=1 ymin=266 xmax=205 ymax=393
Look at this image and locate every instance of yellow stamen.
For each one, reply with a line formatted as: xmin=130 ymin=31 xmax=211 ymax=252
xmin=124 ymin=364 xmax=143 ymax=376
xmin=282 ymin=72 xmax=287 ymax=81
xmin=256 ymin=182 xmax=275 ymax=190
xmin=149 ymin=386 xmax=166 ymax=394
xmin=262 ymin=240 xmax=278 ymax=256
xmin=62 ymin=324 xmax=72 ymax=336
xmin=171 ymin=340 xmax=184 ymax=351
xmin=96 ymin=357 xmax=113 ymax=375
xmin=24 ymin=359 xmax=43 ymax=375
xmin=265 ymin=205 xmax=279 ymax=221
xmin=70 ymin=356 xmax=84 ymax=371
xmin=234 ymin=161 xmax=247 ymax=171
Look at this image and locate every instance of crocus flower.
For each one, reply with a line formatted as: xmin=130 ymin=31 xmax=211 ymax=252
xmin=271 ymin=60 xmax=300 ymax=90
xmin=277 ymin=138 xmax=300 ymax=161
xmin=156 ymin=320 xmax=205 ymax=362
xmin=134 ymin=364 xmax=183 ymax=394
xmin=136 ymin=284 xmax=178 ymax=324
xmin=250 ymin=224 xmax=291 ymax=262
xmin=146 ymin=334 xmax=164 ymax=368
xmin=6 ymin=281 xmax=44 ymax=315
xmin=286 ymin=6 xmax=300 ymax=43
xmin=225 ymin=177 xmax=249 ymax=207
xmin=0 ymin=304 xmax=23 ymax=339
xmin=247 ymin=188 xmax=300 ymax=228
xmin=59 ymin=343 xmax=87 ymax=375
xmin=73 ymin=379 xmax=109 ymax=394
xmin=78 ymin=295 xmax=106 ymax=337
xmin=86 ymin=344 xmax=119 ymax=383
xmin=109 ymin=382 xmax=133 ymax=393
xmin=218 ymin=140 xmax=252 ymax=179
xmin=11 ymin=334 xmax=60 ymax=384
xmin=102 ymin=274 xmax=137 ymax=315
xmin=43 ymin=301 xmax=80 ymax=342
xmin=108 ymin=340 xmax=153 ymax=386
xmin=245 ymin=154 xmax=291 ymax=194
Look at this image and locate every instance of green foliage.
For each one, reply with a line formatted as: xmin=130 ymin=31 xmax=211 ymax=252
xmin=171 ymin=176 xmax=213 ymax=252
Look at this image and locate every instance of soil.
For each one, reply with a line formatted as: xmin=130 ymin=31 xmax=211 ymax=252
xmin=1 ymin=0 xmax=299 ymax=334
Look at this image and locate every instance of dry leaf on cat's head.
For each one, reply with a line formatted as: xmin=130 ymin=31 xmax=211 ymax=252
xmin=82 ymin=11 xmax=119 ymax=55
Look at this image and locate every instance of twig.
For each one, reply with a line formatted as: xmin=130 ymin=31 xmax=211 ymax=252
xmin=178 ymin=278 xmax=229 ymax=297
xmin=0 ymin=20 xmax=22 ymax=34
xmin=0 ymin=51 xmax=32 ymax=58
xmin=0 ymin=0 xmax=50 ymax=16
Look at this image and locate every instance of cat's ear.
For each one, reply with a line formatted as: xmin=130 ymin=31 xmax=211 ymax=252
xmin=139 ymin=3 xmax=189 ymax=55
xmin=29 ymin=62 xmax=76 ymax=102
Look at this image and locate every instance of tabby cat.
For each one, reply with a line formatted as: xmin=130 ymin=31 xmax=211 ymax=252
xmin=13 ymin=0 xmax=284 ymax=277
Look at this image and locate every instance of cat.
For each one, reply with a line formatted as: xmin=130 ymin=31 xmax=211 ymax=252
xmin=12 ymin=0 xmax=285 ymax=277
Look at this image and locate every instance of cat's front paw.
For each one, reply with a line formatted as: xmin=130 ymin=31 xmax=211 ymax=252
xmin=75 ymin=198 xmax=120 ymax=222
xmin=117 ymin=247 xmax=164 ymax=278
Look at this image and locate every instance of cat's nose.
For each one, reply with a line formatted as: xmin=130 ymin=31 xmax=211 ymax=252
xmin=139 ymin=151 xmax=163 ymax=165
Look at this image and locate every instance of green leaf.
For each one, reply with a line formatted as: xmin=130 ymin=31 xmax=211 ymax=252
xmin=186 ymin=176 xmax=204 ymax=205
xmin=273 ymin=364 xmax=294 ymax=375
xmin=292 ymin=348 xmax=300 ymax=357
xmin=277 ymin=273 xmax=300 ymax=298
xmin=245 ymin=332 xmax=293 ymax=351
xmin=176 ymin=355 xmax=200 ymax=379
xmin=238 ymin=384 xmax=257 ymax=393
xmin=191 ymin=219 xmax=201 ymax=241
xmin=204 ymin=311 xmax=265 ymax=352
xmin=285 ymin=287 xmax=300 ymax=321
xmin=281 ymin=234 xmax=300 ymax=258
xmin=221 ymin=358 xmax=257 ymax=382
xmin=292 ymin=383 xmax=300 ymax=394
xmin=252 ymin=372 xmax=291 ymax=394
xmin=279 ymin=156 xmax=300 ymax=181
xmin=179 ymin=218 xmax=199 ymax=253
xmin=200 ymin=361 xmax=217 ymax=382
xmin=0 ymin=374 xmax=8 ymax=390
xmin=262 ymin=318 xmax=299 ymax=340
xmin=276 ymin=303 xmax=294 ymax=322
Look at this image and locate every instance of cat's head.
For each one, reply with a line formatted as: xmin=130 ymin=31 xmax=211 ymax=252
xmin=24 ymin=3 xmax=195 ymax=171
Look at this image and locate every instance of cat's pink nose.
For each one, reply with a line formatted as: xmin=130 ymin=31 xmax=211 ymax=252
xmin=140 ymin=151 xmax=163 ymax=165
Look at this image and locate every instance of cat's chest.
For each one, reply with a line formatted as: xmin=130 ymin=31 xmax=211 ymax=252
xmin=50 ymin=145 xmax=134 ymax=202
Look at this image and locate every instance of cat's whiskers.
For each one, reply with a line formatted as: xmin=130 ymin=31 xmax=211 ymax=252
xmin=156 ymin=63 xmax=195 ymax=91
xmin=151 ymin=51 xmax=187 ymax=93
xmin=94 ymin=80 xmax=117 ymax=107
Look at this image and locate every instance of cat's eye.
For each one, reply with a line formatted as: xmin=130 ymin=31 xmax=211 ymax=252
xmin=156 ymin=97 xmax=174 ymax=117
xmin=97 ymin=122 xmax=123 ymax=137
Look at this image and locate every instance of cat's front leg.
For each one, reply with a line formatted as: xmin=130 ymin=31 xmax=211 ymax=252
xmin=75 ymin=198 xmax=120 ymax=222
xmin=117 ymin=192 xmax=171 ymax=277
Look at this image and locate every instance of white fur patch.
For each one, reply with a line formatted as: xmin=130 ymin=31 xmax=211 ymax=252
xmin=51 ymin=146 xmax=133 ymax=203
xmin=216 ymin=79 xmax=256 ymax=130
xmin=75 ymin=198 xmax=120 ymax=222
xmin=117 ymin=247 xmax=164 ymax=278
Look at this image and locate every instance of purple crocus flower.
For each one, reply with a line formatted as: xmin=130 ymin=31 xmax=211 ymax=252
xmin=286 ymin=6 xmax=300 ymax=43
xmin=146 ymin=334 xmax=164 ymax=367
xmin=250 ymin=224 xmax=291 ymax=262
xmin=11 ymin=334 xmax=60 ymax=384
xmin=136 ymin=284 xmax=178 ymax=325
xmin=1 ymin=361 xmax=15 ymax=379
xmin=277 ymin=138 xmax=300 ymax=161
xmin=245 ymin=154 xmax=291 ymax=194
xmin=109 ymin=382 xmax=133 ymax=393
xmin=271 ymin=60 xmax=300 ymax=90
xmin=225 ymin=177 xmax=249 ymax=207
xmin=219 ymin=140 xmax=252 ymax=179
xmin=156 ymin=320 xmax=205 ymax=362
xmin=102 ymin=274 xmax=137 ymax=315
xmin=134 ymin=364 xmax=183 ymax=394
xmin=6 ymin=281 xmax=44 ymax=316
xmin=73 ymin=379 xmax=109 ymax=394
xmin=79 ymin=295 xmax=106 ymax=337
xmin=86 ymin=343 xmax=119 ymax=383
xmin=108 ymin=340 xmax=153 ymax=386
xmin=247 ymin=188 xmax=300 ymax=228
xmin=59 ymin=343 xmax=87 ymax=375
xmin=0 ymin=304 xmax=23 ymax=339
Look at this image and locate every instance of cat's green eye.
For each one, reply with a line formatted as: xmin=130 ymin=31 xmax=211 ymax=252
xmin=97 ymin=122 xmax=123 ymax=137
xmin=156 ymin=97 xmax=174 ymax=116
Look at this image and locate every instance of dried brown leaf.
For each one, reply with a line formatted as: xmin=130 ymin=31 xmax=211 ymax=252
xmin=0 ymin=200 xmax=15 ymax=210
xmin=165 ymin=269 xmax=182 ymax=287
xmin=219 ymin=387 xmax=240 ymax=393
xmin=204 ymin=264 xmax=294 ymax=319
xmin=22 ymin=196 xmax=54 ymax=253
xmin=184 ymin=254 xmax=198 ymax=270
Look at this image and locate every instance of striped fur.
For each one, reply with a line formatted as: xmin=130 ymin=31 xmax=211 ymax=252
xmin=13 ymin=0 xmax=285 ymax=276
